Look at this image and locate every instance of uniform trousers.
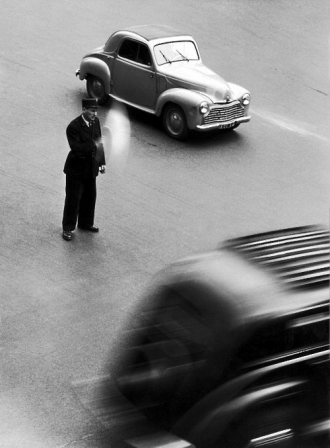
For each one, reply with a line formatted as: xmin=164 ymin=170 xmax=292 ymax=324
xmin=62 ymin=176 xmax=97 ymax=231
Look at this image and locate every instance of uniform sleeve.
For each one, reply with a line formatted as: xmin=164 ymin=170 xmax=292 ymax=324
xmin=98 ymin=141 xmax=106 ymax=166
xmin=66 ymin=120 xmax=96 ymax=156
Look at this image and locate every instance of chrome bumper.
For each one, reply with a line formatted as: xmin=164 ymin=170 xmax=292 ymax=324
xmin=196 ymin=115 xmax=251 ymax=131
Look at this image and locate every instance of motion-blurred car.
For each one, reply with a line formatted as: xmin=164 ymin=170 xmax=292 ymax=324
xmin=113 ymin=226 xmax=329 ymax=448
xmin=75 ymin=25 xmax=251 ymax=140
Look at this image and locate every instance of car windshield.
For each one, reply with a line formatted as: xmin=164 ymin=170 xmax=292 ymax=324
xmin=154 ymin=40 xmax=199 ymax=65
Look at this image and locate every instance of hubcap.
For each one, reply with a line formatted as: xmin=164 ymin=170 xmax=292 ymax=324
xmin=92 ymin=79 xmax=104 ymax=98
xmin=168 ymin=111 xmax=183 ymax=134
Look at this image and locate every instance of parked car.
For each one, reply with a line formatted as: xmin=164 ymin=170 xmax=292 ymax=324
xmin=113 ymin=226 xmax=329 ymax=447
xmin=75 ymin=25 xmax=251 ymax=140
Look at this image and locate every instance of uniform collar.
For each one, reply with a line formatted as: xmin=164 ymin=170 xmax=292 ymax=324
xmin=81 ymin=113 xmax=90 ymax=127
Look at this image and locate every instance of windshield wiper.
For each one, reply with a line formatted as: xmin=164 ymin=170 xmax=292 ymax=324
xmin=176 ymin=50 xmax=189 ymax=61
xmin=160 ymin=50 xmax=171 ymax=64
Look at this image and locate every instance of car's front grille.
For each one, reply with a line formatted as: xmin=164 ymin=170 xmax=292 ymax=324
xmin=224 ymin=226 xmax=330 ymax=289
xmin=203 ymin=101 xmax=245 ymax=124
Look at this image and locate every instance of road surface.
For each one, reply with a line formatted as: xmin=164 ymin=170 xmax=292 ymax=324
xmin=0 ymin=0 xmax=329 ymax=446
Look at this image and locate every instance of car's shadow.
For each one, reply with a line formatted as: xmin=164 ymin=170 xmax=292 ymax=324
xmin=69 ymin=93 xmax=245 ymax=153
xmin=115 ymin=102 xmax=244 ymax=151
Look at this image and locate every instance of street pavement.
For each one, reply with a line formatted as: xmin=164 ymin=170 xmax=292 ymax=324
xmin=0 ymin=0 xmax=329 ymax=446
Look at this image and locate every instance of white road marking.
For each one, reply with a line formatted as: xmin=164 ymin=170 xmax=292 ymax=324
xmin=252 ymin=108 xmax=328 ymax=142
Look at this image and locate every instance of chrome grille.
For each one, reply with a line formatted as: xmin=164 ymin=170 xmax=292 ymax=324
xmin=224 ymin=226 xmax=330 ymax=289
xmin=203 ymin=101 xmax=245 ymax=124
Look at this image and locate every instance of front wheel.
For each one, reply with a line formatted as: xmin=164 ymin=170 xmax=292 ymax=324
xmin=163 ymin=104 xmax=189 ymax=141
xmin=86 ymin=75 xmax=108 ymax=105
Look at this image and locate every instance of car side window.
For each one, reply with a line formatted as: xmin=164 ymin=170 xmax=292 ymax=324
xmin=136 ymin=44 xmax=152 ymax=66
xmin=118 ymin=39 xmax=139 ymax=62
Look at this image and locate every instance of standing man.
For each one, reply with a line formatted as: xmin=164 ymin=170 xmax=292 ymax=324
xmin=62 ymin=98 xmax=106 ymax=241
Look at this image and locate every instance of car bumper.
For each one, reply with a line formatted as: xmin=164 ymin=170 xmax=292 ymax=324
xmin=196 ymin=115 xmax=251 ymax=131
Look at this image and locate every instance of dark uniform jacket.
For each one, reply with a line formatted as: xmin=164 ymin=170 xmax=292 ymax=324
xmin=63 ymin=115 xmax=106 ymax=179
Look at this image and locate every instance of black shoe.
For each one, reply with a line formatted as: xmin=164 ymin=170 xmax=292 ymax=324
xmin=62 ymin=230 xmax=72 ymax=241
xmin=78 ymin=225 xmax=99 ymax=233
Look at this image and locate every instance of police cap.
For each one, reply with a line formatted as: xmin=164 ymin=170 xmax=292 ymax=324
xmin=82 ymin=98 xmax=98 ymax=109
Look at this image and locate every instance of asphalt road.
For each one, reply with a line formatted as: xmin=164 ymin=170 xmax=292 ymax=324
xmin=0 ymin=0 xmax=329 ymax=447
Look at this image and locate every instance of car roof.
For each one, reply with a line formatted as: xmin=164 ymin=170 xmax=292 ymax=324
xmin=124 ymin=24 xmax=190 ymax=41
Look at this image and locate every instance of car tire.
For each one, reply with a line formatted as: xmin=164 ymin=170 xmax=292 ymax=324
xmin=163 ymin=104 xmax=189 ymax=141
xmin=86 ymin=75 xmax=108 ymax=105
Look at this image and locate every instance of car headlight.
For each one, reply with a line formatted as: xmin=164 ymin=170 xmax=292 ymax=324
xmin=199 ymin=101 xmax=210 ymax=114
xmin=242 ymin=93 xmax=251 ymax=106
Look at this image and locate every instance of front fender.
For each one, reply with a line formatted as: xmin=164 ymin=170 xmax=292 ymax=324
xmin=78 ymin=57 xmax=111 ymax=95
xmin=156 ymin=88 xmax=209 ymax=130
xmin=227 ymin=82 xmax=250 ymax=99
xmin=228 ymin=82 xmax=251 ymax=117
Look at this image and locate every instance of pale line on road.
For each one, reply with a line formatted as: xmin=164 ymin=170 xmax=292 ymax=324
xmin=252 ymin=108 xmax=328 ymax=142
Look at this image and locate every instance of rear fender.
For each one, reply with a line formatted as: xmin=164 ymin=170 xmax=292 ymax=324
xmin=155 ymin=88 xmax=209 ymax=129
xmin=79 ymin=57 xmax=111 ymax=95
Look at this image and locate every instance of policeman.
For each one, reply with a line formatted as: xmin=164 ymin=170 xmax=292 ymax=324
xmin=62 ymin=98 xmax=106 ymax=241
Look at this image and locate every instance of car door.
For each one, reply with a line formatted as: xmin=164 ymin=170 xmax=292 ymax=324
xmin=112 ymin=38 xmax=157 ymax=109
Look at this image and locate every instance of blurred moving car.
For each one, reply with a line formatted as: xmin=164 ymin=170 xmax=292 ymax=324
xmin=75 ymin=25 xmax=251 ymax=140
xmin=113 ymin=226 xmax=329 ymax=448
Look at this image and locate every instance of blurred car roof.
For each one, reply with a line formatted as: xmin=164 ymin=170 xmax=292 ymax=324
xmin=150 ymin=226 xmax=329 ymax=331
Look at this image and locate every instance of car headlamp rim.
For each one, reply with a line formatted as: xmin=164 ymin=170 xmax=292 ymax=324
xmin=199 ymin=101 xmax=210 ymax=114
xmin=242 ymin=93 xmax=251 ymax=106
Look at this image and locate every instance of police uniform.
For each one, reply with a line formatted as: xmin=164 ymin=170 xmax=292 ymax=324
xmin=62 ymin=98 xmax=106 ymax=240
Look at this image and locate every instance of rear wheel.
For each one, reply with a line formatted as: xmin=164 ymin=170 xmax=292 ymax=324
xmin=86 ymin=75 xmax=108 ymax=104
xmin=163 ymin=104 xmax=189 ymax=140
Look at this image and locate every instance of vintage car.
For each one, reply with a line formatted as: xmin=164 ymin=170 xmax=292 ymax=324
xmin=111 ymin=226 xmax=329 ymax=448
xmin=75 ymin=25 xmax=251 ymax=140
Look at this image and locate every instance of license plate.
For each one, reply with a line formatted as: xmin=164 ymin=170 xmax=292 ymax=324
xmin=219 ymin=123 xmax=235 ymax=130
